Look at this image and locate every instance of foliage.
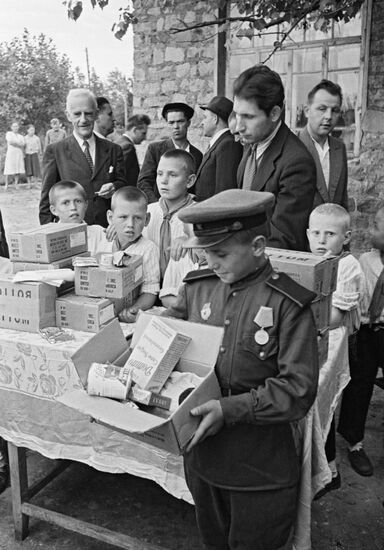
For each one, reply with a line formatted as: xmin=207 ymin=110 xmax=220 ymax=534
xmin=0 ymin=29 xmax=75 ymax=133
xmin=103 ymin=69 xmax=133 ymax=127
xmin=63 ymin=0 xmax=364 ymax=41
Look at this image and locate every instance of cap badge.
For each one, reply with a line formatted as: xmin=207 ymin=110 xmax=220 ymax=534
xmin=253 ymin=306 xmax=274 ymax=346
xmin=231 ymin=221 xmax=243 ymax=231
xmin=201 ymin=302 xmax=211 ymax=321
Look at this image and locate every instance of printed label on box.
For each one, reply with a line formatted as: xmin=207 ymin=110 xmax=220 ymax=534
xmin=70 ymin=231 xmax=86 ymax=248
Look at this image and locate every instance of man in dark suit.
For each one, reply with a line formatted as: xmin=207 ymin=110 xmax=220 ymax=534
xmin=138 ymin=102 xmax=202 ymax=203
xmin=39 ymin=89 xmax=126 ymax=228
xmin=194 ymin=96 xmax=243 ymax=202
xmin=298 ymin=80 xmax=348 ymax=211
xmin=115 ymin=114 xmax=151 ymax=186
xmin=235 ymin=65 xmax=316 ymax=251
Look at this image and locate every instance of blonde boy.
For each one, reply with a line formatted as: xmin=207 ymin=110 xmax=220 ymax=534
xmin=98 ymin=187 xmax=160 ymax=323
xmin=49 ymin=180 xmax=105 ymax=257
xmin=143 ymin=149 xmax=196 ymax=279
xmin=307 ymin=203 xmax=365 ymax=497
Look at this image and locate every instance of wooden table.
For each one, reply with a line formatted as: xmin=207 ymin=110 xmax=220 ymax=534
xmin=0 ymin=327 xmax=349 ymax=550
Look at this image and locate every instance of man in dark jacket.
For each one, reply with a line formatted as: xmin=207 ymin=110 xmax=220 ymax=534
xmin=115 ymin=114 xmax=150 ymax=187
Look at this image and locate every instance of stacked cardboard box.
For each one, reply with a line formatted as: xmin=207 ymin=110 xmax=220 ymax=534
xmin=266 ymin=248 xmax=339 ymax=365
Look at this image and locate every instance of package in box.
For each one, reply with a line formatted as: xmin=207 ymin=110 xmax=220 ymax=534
xmin=123 ymin=316 xmax=191 ymax=392
xmin=266 ymin=247 xmax=339 ymax=295
xmin=12 ymin=251 xmax=90 ymax=273
xmin=0 ymin=275 xmax=56 ymax=332
xmin=9 ymin=223 xmax=88 ymax=264
xmin=74 ymin=255 xmax=143 ymax=299
xmin=318 ymin=328 xmax=330 ymax=366
xmin=311 ymin=294 xmax=332 ymax=331
xmin=57 ymin=312 xmax=224 ymax=454
xmin=56 ymin=292 xmax=116 ymax=333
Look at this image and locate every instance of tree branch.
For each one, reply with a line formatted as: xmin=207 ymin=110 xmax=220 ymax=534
xmin=169 ymin=14 xmax=288 ymax=34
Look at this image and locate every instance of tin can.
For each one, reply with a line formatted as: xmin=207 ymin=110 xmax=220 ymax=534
xmin=87 ymin=363 xmax=132 ymax=400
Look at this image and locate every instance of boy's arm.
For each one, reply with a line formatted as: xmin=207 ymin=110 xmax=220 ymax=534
xmin=329 ymin=306 xmax=346 ymax=329
xmin=118 ymin=292 xmax=157 ymax=323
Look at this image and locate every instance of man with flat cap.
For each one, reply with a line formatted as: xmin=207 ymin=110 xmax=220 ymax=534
xmin=137 ymin=102 xmax=203 ymax=203
xmin=194 ymin=96 xmax=243 ymax=202
xmin=163 ymin=189 xmax=318 ymax=550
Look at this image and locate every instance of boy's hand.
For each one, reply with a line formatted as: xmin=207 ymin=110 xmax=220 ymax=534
xmin=186 ymin=400 xmax=224 ymax=452
xmin=118 ymin=308 xmax=138 ymax=323
xmin=97 ymin=183 xmax=115 ymax=198
xmin=105 ymin=224 xmax=117 ymax=242
xmin=170 ymin=236 xmax=188 ymax=261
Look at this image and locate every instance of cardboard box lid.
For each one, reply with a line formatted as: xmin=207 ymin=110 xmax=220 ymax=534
xmin=11 ymin=222 xmax=85 ymax=236
xmin=56 ymin=292 xmax=111 ymax=307
xmin=132 ymin=312 xmax=224 ymax=369
xmin=58 ymin=314 xmax=224 ymax=436
xmin=71 ymin=318 xmax=128 ymax=387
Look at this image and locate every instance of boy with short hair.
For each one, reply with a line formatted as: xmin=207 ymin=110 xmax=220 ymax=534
xmin=164 ymin=189 xmax=318 ymax=550
xmin=98 ymin=187 xmax=160 ymax=323
xmin=337 ymin=205 xmax=384 ymax=477
xmin=49 ymin=180 xmax=105 ymax=257
xmin=307 ymin=203 xmax=365 ymax=496
xmin=143 ymin=149 xmax=196 ymax=279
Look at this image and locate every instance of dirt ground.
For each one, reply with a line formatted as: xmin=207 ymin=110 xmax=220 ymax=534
xmin=0 ymin=182 xmax=383 ymax=550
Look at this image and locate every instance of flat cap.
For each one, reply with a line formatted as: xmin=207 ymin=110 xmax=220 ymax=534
xmin=179 ymin=189 xmax=275 ymax=248
xmin=200 ymin=96 xmax=233 ymax=123
xmin=162 ymin=102 xmax=194 ymax=120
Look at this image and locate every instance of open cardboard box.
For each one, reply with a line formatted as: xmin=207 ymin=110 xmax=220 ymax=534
xmin=58 ymin=312 xmax=224 ymax=455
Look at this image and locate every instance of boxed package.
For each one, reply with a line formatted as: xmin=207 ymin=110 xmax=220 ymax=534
xmin=56 ymin=292 xmax=116 ymax=333
xmin=57 ymin=312 xmax=224 ymax=454
xmin=12 ymin=251 xmax=90 ymax=273
xmin=318 ymin=328 xmax=330 ymax=366
xmin=123 ymin=316 xmax=191 ymax=392
xmin=311 ymin=294 xmax=332 ymax=331
xmin=9 ymin=223 xmax=88 ymax=264
xmin=266 ymin=248 xmax=339 ymax=295
xmin=0 ymin=275 xmax=56 ymax=332
xmin=74 ymin=255 xmax=143 ymax=299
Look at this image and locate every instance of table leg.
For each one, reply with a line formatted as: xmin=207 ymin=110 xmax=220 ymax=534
xmin=8 ymin=443 xmax=29 ymax=541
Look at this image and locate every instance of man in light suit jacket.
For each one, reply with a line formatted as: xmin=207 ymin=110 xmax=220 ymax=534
xmin=138 ymin=102 xmax=202 ymax=203
xmin=115 ymin=114 xmax=151 ymax=186
xmin=235 ymin=65 xmax=316 ymax=251
xmin=39 ymin=89 xmax=126 ymax=228
xmin=194 ymin=96 xmax=243 ymax=202
xmin=298 ymin=79 xmax=348 ymax=211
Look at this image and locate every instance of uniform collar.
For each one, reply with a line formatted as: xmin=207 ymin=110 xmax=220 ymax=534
xmin=230 ymin=259 xmax=273 ymax=289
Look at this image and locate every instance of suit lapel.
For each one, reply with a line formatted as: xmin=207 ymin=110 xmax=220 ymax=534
xmin=195 ymin=134 xmax=225 ymax=179
xmin=93 ymin=135 xmax=108 ymax=180
xmin=300 ymin=127 xmax=329 ymax=203
xmin=66 ymin=135 xmax=91 ymax=175
xmin=328 ymin=137 xmax=343 ymax=202
xmin=252 ymin=124 xmax=289 ymax=191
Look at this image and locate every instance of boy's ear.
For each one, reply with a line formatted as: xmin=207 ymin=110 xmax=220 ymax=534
xmin=144 ymin=212 xmax=151 ymax=227
xmin=107 ymin=210 xmax=113 ymax=225
xmin=251 ymin=235 xmax=266 ymax=257
xmin=186 ymin=174 xmax=196 ymax=189
xmin=344 ymin=230 xmax=352 ymax=245
xmin=50 ymin=204 xmax=57 ymax=217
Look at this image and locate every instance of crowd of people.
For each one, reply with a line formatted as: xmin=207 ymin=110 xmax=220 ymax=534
xmin=0 ymin=63 xmax=383 ymax=550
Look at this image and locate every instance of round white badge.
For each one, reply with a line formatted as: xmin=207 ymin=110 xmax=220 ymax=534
xmin=255 ymin=329 xmax=269 ymax=345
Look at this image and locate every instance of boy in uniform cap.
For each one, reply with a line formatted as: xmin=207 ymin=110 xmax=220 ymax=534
xmin=137 ymin=102 xmax=202 ymax=203
xmin=164 ymin=189 xmax=319 ymax=550
xmin=194 ymin=96 xmax=243 ymax=202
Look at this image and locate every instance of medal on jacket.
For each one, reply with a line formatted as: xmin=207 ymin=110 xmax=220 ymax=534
xmin=201 ymin=302 xmax=211 ymax=321
xmin=253 ymin=306 xmax=273 ymax=345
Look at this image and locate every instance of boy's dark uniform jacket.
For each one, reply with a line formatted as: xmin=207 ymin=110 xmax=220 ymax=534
xmin=39 ymin=134 xmax=126 ymax=228
xmin=165 ymin=260 xmax=318 ymax=490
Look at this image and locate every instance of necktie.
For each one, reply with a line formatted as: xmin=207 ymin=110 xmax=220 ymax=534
xmin=159 ymin=194 xmax=194 ymax=278
xmin=242 ymin=145 xmax=257 ymax=191
xmin=83 ymin=140 xmax=94 ymax=173
xmin=368 ymin=267 xmax=384 ymax=325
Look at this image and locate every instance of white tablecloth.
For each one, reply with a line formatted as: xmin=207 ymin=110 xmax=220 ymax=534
xmin=0 ymin=326 xmax=349 ymax=549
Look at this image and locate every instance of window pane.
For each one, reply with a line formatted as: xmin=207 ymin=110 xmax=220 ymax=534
xmin=263 ymin=51 xmax=288 ymax=74
xmin=305 ymin=23 xmax=331 ymax=41
xmin=329 ymin=44 xmax=360 ymax=70
xmin=293 ymin=48 xmax=322 ymax=73
xmin=333 ymin=13 xmax=361 ymax=37
xmin=328 ymin=70 xmax=359 ymax=153
xmin=291 ymin=73 xmax=322 ymax=128
xmin=228 ymin=53 xmax=260 ymax=81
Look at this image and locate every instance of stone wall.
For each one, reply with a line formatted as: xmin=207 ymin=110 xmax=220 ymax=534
xmin=132 ymin=0 xmax=218 ymax=150
xmin=349 ymin=0 xmax=384 ymax=254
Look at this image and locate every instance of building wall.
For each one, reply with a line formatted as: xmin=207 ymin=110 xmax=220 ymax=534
xmin=132 ymin=0 xmax=218 ymax=149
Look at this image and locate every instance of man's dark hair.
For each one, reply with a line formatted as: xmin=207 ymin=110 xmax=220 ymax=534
xmin=96 ymin=97 xmax=111 ymax=111
xmin=233 ymin=64 xmax=284 ymax=116
xmin=307 ymin=79 xmax=343 ymax=105
xmin=126 ymin=114 xmax=151 ymax=130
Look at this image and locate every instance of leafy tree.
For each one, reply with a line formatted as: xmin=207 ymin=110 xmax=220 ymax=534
xmin=103 ymin=69 xmax=133 ymax=127
xmin=63 ymin=0 xmax=364 ymax=44
xmin=0 ymin=29 xmax=75 ymax=132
